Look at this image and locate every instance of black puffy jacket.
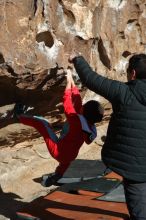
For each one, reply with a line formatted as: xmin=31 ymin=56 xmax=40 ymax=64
xmin=73 ymin=56 xmax=146 ymax=182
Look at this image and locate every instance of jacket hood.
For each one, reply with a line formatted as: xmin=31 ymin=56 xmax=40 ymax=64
xmin=128 ymin=79 xmax=146 ymax=105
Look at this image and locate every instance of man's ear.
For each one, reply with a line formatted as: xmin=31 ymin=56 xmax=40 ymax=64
xmin=131 ymin=69 xmax=137 ymax=80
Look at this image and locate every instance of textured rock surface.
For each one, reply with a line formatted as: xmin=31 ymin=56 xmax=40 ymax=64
xmin=0 ymin=1 xmax=146 ymax=218
xmin=0 ymin=0 xmax=146 ymax=108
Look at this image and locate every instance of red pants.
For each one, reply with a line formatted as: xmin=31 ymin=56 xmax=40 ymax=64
xmin=19 ymin=115 xmax=70 ymax=175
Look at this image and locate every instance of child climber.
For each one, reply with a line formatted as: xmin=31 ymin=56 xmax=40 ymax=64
xmin=14 ymin=69 xmax=104 ymax=187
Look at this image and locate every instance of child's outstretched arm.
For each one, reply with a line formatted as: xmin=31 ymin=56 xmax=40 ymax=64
xmin=66 ymin=68 xmax=82 ymax=113
xmin=63 ymin=69 xmax=76 ymax=116
xmin=64 ymin=68 xmax=82 ymax=115
xmin=65 ymin=68 xmax=75 ymax=90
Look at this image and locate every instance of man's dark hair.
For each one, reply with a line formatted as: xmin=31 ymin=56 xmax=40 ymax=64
xmin=127 ymin=53 xmax=146 ymax=79
xmin=83 ymin=100 xmax=104 ymax=124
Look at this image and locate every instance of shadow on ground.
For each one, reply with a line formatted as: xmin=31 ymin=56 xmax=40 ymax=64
xmin=0 ymin=159 xmax=107 ymax=219
xmin=0 ymin=187 xmax=28 ymax=220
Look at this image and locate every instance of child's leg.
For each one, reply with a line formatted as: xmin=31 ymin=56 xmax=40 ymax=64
xmin=19 ymin=115 xmax=58 ymax=142
xmin=19 ymin=115 xmax=59 ymax=158
xmin=41 ymin=162 xmax=71 ymax=187
xmin=55 ymin=162 xmax=71 ymax=175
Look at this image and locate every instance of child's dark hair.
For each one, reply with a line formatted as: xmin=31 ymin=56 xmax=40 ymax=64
xmin=83 ymin=100 xmax=104 ymax=124
xmin=127 ymin=53 xmax=146 ymax=79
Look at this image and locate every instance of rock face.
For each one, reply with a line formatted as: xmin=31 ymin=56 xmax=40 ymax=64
xmin=0 ymin=0 xmax=146 ymax=108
